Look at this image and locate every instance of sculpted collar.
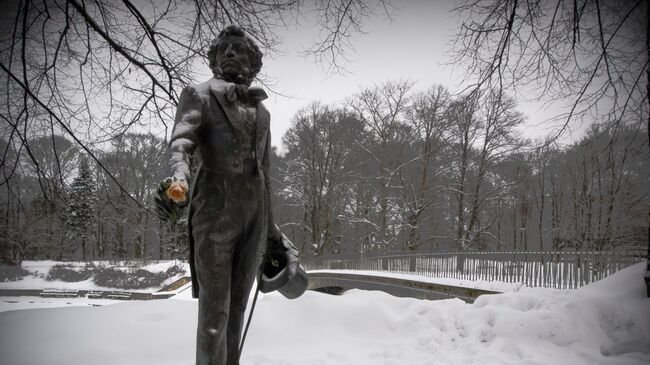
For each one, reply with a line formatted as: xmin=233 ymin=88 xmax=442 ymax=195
xmin=212 ymin=77 xmax=268 ymax=104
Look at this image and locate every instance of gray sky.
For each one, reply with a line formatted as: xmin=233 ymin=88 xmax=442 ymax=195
xmin=207 ymin=1 xmax=576 ymax=150
xmin=165 ymin=0 xmax=579 ymax=150
xmin=261 ymin=0 xmax=463 ymax=148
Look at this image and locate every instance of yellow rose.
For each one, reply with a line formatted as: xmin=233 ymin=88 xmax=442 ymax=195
xmin=166 ymin=180 xmax=188 ymax=203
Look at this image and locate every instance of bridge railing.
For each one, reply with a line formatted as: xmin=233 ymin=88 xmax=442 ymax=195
xmin=302 ymin=250 xmax=647 ymax=289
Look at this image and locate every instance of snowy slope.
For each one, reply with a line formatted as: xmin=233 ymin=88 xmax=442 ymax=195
xmin=0 ymin=263 xmax=648 ymax=365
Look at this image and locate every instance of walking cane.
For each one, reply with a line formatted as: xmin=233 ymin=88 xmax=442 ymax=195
xmin=238 ymin=235 xmax=309 ymax=360
xmin=239 ymin=264 xmax=264 ymax=360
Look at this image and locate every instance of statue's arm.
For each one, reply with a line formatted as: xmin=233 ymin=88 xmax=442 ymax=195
xmin=169 ymin=85 xmax=202 ymax=183
xmin=263 ymin=129 xmax=283 ymax=241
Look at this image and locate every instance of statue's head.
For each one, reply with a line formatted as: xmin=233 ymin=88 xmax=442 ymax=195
xmin=208 ymin=25 xmax=263 ymax=85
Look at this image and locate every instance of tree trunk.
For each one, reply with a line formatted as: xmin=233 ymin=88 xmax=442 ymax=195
xmin=456 ymin=147 xmax=468 ymax=250
xmin=512 ymin=200 xmax=517 ymax=250
xmin=82 ymin=236 xmax=86 ymax=261
xmin=158 ymin=220 xmax=164 ymax=260
xmin=645 ymin=0 xmax=650 ymax=298
xmin=538 ymin=162 xmax=545 ymax=251
xmin=143 ymin=212 xmax=149 ymax=261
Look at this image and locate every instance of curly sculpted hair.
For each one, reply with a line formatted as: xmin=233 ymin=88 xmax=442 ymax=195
xmin=207 ymin=25 xmax=263 ymax=84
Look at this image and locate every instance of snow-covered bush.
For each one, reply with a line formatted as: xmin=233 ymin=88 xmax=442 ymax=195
xmin=46 ymin=264 xmax=94 ymax=282
xmin=0 ymin=264 xmax=30 ymax=282
xmin=93 ymin=265 xmax=184 ymax=289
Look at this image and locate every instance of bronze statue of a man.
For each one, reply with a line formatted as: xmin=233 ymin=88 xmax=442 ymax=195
xmin=161 ymin=25 xmax=284 ymax=364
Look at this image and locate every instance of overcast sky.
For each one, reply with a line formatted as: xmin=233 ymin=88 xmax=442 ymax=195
xmin=0 ymin=0 xmax=600 ymax=152
xmin=256 ymin=0 xmax=464 ymax=148
xmin=190 ymin=1 xmax=578 ymax=150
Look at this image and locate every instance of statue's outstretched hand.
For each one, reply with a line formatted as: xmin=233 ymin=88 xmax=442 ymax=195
xmin=154 ymin=177 xmax=189 ymax=222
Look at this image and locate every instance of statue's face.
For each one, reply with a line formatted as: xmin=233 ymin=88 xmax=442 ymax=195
xmin=216 ymin=35 xmax=250 ymax=83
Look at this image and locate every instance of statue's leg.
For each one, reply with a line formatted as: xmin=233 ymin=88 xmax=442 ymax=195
xmin=192 ymin=212 xmax=241 ymax=365
xmin=226 ymin=182 xmax=268 ymax=364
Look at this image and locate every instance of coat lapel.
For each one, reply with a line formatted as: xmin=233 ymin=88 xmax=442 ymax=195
xmin=209 ymin=78 xmax=269 ymax=159
xmin=209 ymin=79 xmax=243 ymax=135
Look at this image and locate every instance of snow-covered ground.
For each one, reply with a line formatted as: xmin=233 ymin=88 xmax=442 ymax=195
xmin=1 ymin=262 xmax=648 ymax=364
xmin=0 ymin=260 xmax=190 ymax=292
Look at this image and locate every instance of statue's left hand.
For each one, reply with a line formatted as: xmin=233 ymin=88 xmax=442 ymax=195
xmin=154 ymin=177 xmax=188 ymax=222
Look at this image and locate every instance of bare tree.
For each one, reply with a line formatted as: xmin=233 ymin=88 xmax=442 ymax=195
xmin=401 ymin=85 xmax=451 ymax=250
xmin=560 ymin=122 xmax=648 ymax=251
xmin=348 ymin=79 xmax=414 ymax=251
xmin=445 ymin=93 xmax=481 ymax=250
xmin=268 ymin=83 xmax=649 ymax=258
xmin=0 ymin=0 xmax=397 ymax=262
xmin=452 ymin=0 xmax=646 ymax=136
xmin=281 ymin=103 xmax=363 ymax=256
xmin=0 ymin=0 xmax=395 ymax=208
xmin=464 ymin=90 xmax=524 ymax=248
xmin=444 ymin=89 xmax=525 ymax=250
xmin=452 ymin=0 xmax=648 ymax=292
xmin=533 ymin=140 xmax=552 ymax=251
xmin=303 ymin=0 xmax=395 ymax=74
xmin=96 ymin=133 xmax=166 ymax=259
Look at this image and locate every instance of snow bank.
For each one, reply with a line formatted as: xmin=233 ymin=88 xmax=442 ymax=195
xmin=0 ymin=263 xmax=647 ymax=364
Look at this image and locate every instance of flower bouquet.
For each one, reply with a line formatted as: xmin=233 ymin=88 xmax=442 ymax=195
xmin=154 ymin=177 xmax=188 ymax=223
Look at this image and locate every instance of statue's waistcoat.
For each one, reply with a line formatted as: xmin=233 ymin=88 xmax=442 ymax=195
xmin=199 ymin=78 xmax=270 ymax=178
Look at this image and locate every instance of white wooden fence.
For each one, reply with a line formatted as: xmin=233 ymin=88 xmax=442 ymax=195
xmin=302 ymin=250 xmax=647 ymax=289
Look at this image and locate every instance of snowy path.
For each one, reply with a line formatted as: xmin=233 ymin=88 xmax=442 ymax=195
xmin=1 ymin=263 xmax=648 ymax=364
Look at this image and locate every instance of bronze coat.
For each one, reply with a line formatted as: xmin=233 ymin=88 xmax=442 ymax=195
xmin=168 ymin=77 xmax=279 ymax=298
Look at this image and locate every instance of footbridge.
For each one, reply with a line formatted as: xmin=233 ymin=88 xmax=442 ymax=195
xmin=306 ymin=271 xmax=498 ymax=302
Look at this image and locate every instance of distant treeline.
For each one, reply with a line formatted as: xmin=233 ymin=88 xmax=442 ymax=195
xmin=1 ymin=83 xmax=647 ymax=263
